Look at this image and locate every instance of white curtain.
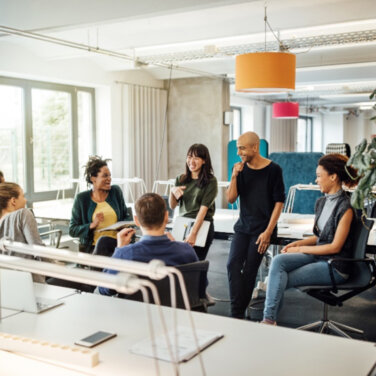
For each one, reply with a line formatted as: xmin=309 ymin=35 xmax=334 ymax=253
xmin=121 ymin=84 xmax=168 ymax=198
xmin=269 ymin=118 xmax=297 ymax=152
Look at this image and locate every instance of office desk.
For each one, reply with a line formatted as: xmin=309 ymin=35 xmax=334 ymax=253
xmin=0 ymin=291 xmax=375 ymax=376
xmin=213 ymin=209 xmax=376 ymax=247
xmin=0 ymin=283 xmax=78 ymax=322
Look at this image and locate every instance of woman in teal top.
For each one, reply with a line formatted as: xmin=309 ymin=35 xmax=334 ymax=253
xmin=169 ymin=144 xmax=218 ymax=260
xmin=69 ymin=156 xmax=131 ymax=254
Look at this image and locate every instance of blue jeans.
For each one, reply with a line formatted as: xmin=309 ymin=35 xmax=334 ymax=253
xmin=263 ymin=253 xmax=347 ymax=322
xmin=227 ymin=232 xmax=264 ymax=318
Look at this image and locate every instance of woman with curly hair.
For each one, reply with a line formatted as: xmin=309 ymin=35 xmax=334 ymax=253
xmin=69 ymin=156 xmax=131 ymax=254
xmin=262 ymin=154 xmax=358 ymax=325
xmin=169 ymin=144 xmax=218 ymax=260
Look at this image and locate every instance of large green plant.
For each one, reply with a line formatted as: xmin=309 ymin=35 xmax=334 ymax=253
xmin=346 ymin=89 xmax=376 ymax=210
xmin=347 ymin=138 xmax=376 ymax=210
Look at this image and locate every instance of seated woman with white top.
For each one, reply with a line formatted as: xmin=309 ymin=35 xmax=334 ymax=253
xmin=262 ymin=154 xmax=358 ymax=325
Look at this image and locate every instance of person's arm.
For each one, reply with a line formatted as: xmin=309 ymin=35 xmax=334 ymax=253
xmin=281 ymin=236 xmax=318 ymax=253
xmin=114 ymin=185 xmax=131 ymax=221
xmin=21 ymin=209 xmax=45 ymax=246
xmin=284 ymin=208 xmax=353 ymax=255
xmin=169 ymin=186 xmax=186 ymax=209
xmin=256 ymin=201 xmax=284 ymax=254
xmin=69 ymin=194 xmax=96 ymax=238
xmin=226 ymin=162 xmax=244 ymax=203
xmin=98 ymin=235 xmax=133 ymax=296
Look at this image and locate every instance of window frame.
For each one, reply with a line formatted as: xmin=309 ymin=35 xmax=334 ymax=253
xmin=0 ymin=76 xmax=96 ymax=203
xmin=298 ymin=115 xmax=313 ymax=152
xmin=230 ymin=106 xmax=242 ymax=141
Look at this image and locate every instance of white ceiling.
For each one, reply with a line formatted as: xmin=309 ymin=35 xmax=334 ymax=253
xmin=1 ymin=0 xmax=376 ymax=107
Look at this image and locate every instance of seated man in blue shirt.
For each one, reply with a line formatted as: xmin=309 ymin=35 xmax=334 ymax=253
xmin=99 ymin=192 xmax=198 ymax=296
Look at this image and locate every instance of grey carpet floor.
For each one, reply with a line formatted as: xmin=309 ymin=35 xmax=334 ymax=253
xmin=206 ymin=239 xmax=376 ymax=342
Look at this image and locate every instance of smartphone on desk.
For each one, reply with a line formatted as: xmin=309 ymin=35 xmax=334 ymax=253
xmin=75 ymin=331 xmax=117 ymax=348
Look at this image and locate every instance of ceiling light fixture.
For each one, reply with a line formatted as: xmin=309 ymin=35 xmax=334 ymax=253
xmin=235 ymin=4 xmax=296 ymax=93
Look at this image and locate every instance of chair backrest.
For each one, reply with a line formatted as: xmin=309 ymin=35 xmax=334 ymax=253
xmin=119 ymin=260 xmax=209 ymax=309
xmin=347 ymin=217 xmax=374 ymax=285
xmin=325 ymin=143 xmax=351 ymax=157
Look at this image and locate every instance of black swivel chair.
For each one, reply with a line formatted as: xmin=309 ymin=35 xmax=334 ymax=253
xmin=119 ymin=260 xmax=213 ymax=312
xmin=297 ymin=217 xmax=375 ymax=338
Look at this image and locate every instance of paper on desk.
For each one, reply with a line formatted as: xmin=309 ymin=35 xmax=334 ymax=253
xmin=130 ymin=326 xmax=223 ymax=363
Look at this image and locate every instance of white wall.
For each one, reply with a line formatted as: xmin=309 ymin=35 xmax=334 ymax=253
xmin=321 ymin=113 xmax=344 ymax=150
xmin=344 ymin=110 xmax=376 ymax=152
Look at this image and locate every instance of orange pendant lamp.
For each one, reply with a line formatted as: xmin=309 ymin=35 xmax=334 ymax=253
xmin=235 ymin=4 xmax=296 ymax=93
xmin=236 ymin=52 xmax=296 ymax=92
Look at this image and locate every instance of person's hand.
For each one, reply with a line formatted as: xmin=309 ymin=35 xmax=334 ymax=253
xmin=281 ymin=246 xmax=301 ymax=254
xmin=255 ymin=230 xmax=272 ymax=254
xmin=117 ymin=228 xmax=136 ymax=247
xmin=165 ymin=231 xmax=175 ymax=241
xmin=171 ymin=186 xmax=186 ymax=200
xmin=90 ymin=212 xmax=104 ymax=229
xmin=232 ymin=162 xmax=245 ymax=178
xmin=280 ymin=242 xmax=299 ymax=253
xmin=184 ymin=232 xmax=197 ymax=247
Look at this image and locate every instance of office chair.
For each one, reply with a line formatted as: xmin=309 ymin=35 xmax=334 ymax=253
xmin=119 ymin=260 xmax=213 ymax=312
xmin=325 ymin=143 xmax=351 ymax=157
xmin=297 ymin=217 xmax=375 ymax=338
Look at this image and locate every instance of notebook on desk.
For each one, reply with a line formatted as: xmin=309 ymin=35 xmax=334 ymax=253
xmin=130 ymin=326 xmax=224 ymax=363
xmin=0 ymin=269 xmax=63 ymax=313
xmin=98 ymin=220 xmax=136 ymax=232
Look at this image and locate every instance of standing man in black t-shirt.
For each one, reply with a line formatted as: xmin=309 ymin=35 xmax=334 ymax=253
xmin=226 ymin=132 xmax=285 ymax=319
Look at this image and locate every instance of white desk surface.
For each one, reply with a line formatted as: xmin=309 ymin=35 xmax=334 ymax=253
xmin=34 ymin=282 xmax=78 ymax=300
xmin=33 ymin=199 xmax=74 ymax=223
xmin=214 ymin=209 xmax=376 ymax=246
xmin=0 ymin=291 xmax=375 ymax=376
xmin=0 ymin=283 xmax=78 ymax=322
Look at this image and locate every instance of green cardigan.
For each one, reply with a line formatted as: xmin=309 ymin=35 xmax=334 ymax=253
xmin=69 ymin=185 xmax=131 ymax=253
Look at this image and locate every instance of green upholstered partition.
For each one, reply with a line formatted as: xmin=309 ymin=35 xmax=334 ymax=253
xmin=269 ymin=152 xmax=324 ymax=214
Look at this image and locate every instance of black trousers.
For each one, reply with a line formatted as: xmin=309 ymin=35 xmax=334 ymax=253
xmin=227 ymin=232 xmax=264 ymax=318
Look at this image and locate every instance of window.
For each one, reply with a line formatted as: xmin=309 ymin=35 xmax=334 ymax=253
xmin=0 ymin=85 xmax=25 ymax=186
xmin=0 ymin=77 xmax=95 ymax=203
xmin=229 ymin=107 xmax=242 ymax=141
xmin=297 ymin=116 xmax=313 ymax=152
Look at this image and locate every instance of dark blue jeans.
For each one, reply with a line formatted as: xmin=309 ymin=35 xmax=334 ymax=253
xmin=263 ymin=253 xmax=347 ymax=321
xmin=227 ymin=232 xmax=264 ymax=318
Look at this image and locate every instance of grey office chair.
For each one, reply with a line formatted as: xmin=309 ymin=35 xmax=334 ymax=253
xmin=297 ymin=217 xmax=375 ymax=338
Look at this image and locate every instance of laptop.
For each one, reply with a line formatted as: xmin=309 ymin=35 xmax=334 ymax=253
xmin=0 ymin=269 xmax=64 ymax=313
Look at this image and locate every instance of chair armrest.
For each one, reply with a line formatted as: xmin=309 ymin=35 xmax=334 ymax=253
xmin=40 ymin=229 xmax=62 ymax=248
xmin=327 ymin=257 xmax=376 ymax=293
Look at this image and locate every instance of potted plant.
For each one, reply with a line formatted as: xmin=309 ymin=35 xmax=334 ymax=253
xmin=346 ymin=89 xmax=376 ymax=212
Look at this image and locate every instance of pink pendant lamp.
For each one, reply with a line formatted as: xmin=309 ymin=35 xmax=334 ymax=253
xmin=272 ymin=102 xmax=299 ymax=119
